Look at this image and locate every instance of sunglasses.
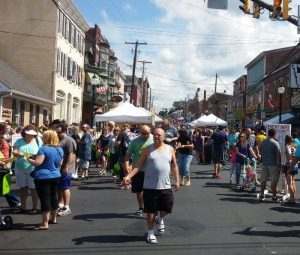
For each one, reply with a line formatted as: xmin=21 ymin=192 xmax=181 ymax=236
xmin=141 ymin=132 xmax=150 ymax=135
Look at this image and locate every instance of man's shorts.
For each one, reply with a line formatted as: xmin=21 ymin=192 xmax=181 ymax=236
xmin=131 ymin=171 xmax=144 ymax=193
xmin=79 ymin=159 xmax=90 ymax=170
xmin=57 ymin=173 xmax=72 ymax=190
xmin=261 ymin=165 xmax=280 ymax=184
xmin=213 ymin=149 xmax=225 ymax=164
xmin=15 ymin=170 xmax=35 ymax=189
xmin=143 ymin=189 xmax=174 ymax=214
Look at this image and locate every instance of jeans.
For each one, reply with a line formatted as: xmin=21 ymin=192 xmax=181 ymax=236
xmin=4 ymin=191 xmax=20 ymax=207
xmin=177 ymin=153 xmax=193 ymax=177
xmin=236 ymin=163 xmax=245 ymax=185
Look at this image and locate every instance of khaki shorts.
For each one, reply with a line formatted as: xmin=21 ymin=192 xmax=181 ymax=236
xmin=261 ymin=165 xmax=280 ymax=184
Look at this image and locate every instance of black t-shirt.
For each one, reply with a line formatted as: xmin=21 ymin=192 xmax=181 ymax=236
xmin=177 ymin=135 xmax=193 ymax=155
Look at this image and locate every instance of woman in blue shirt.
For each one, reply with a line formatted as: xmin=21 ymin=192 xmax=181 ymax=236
xmin=28 ymin=130 xmax=64 ymax=230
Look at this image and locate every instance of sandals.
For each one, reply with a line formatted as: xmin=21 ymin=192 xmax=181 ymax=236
xmin=30 ymin=209 xmax=39 ymax=215
xmin=34 ymin=224 xmax=48 ymax=230
xmin=146 ymin=235 xmax=158 ymax=244
xmin=14 ymin=208 xmax=27 ymax=214
xmin=48 ymin=220 xmax=58 ymax=224
xmin=284 ymin=199 xmax=296 ymax=205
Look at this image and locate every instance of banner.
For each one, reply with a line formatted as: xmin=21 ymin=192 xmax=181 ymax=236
xmin=266 ymin=124 xmax=291 ymax=161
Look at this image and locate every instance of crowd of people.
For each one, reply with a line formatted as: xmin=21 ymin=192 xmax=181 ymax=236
xmin=0 ymin=118 xmax=299 ymax=243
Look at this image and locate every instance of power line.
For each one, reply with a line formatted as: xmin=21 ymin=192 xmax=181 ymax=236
xmin=0 ymin=30 xmax=55 ymax=39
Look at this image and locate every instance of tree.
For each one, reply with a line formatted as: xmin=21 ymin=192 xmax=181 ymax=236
xmin=172 ymin=100 xmax=185 ymax=110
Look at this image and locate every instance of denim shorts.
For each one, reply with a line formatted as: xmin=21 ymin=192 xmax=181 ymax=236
xmin=57 ymin=173 xmax=72 ymax=190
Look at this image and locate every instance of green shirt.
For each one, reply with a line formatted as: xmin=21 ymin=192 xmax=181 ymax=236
xmin=127 ymin=135 xmax=153 ymax=167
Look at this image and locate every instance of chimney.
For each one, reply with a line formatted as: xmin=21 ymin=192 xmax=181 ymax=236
xmin=204 ymin=90 xmax=206 ymax=101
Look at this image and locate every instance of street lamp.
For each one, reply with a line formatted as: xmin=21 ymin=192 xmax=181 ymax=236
xmin=90 ymin=74 xmax=98 ymax=127
xmin=278 ymin=86 xmax=285 ymax=123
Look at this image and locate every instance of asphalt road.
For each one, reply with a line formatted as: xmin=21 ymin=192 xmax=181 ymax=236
xmin=1 ymin=161 xmax=300 ymax=255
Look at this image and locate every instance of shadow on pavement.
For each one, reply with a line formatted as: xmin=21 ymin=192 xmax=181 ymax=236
xmin=203 ymin=182 xmax=232 ymax=189
xmin=219 ymin=197 xmax=260 ymax=205
xmin=78 ymin=186 xmax=120 ymax=191
xmin=234 ymin=227 xmax=300 ymax=238
xmin=216 ymin=193 xmax=256 ymax=198
xmin=73 ymin=213 xmax=143 ymax=221
xmin=266 ymin=220 xmax=300 ymax=227
xmin=73 ymin=234 xmax=145 ymax=245
xmin=270 ymin=206 xmax=300 ymax=214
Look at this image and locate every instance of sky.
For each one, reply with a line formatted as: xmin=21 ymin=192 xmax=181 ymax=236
xmin=73 ymin=0 xmax=299 ymax=112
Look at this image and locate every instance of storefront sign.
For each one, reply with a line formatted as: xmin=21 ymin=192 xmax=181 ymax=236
xmin=2 ymin=108 xmax=12 ymax=119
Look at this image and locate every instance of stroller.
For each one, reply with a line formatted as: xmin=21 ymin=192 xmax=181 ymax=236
xmin=0 ymin=168 xmax=13 ymax=230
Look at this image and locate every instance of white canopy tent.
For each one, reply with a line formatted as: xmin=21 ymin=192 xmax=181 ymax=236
xmin=138 ymin=107 xmax=164 ymax=123
xmin=263 ymin=113 xmax=294 ymax=125
xmin=190 ymin=114 xmax=227 ymax=127
xmin=94 ymin=102 xmax=152 ymax=123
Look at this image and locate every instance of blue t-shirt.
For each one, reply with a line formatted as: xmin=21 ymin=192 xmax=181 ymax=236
xmin=14 ymin=137 xmax=43 ymax=171
xmin=211 ymin=131 xmax=228 ymax=151
xmin=34 ymin=146 xmax=64 ymax=180
xmin=295 ymin=145 xmax=300 ymax=158
xmin=78 ymin=132 xmax=93 ymax=160
xmin=228 ymin=133 xmax=238 ymax=146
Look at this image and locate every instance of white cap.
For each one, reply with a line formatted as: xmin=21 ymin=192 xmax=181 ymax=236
xmin=25 ymin=130 xmax=37 ymax=136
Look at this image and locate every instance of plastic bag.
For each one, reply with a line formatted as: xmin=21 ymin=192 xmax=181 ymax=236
xmin=112 ymin=162 xmax=121 ymax=176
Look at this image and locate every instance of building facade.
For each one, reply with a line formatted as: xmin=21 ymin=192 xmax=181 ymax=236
xmin=0 ymin=0 xmax=89 ymax=125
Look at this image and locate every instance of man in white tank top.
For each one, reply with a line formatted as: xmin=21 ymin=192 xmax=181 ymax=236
xmin=123 ymin=128 xmax=180 ymax=244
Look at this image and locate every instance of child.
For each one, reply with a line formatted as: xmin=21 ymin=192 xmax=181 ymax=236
xmin=228 ymin=144 xmax=237 ymax=184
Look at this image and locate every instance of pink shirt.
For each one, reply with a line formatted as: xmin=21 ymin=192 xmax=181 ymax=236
xmin=230 ymin=150 xmax=237 ymax=164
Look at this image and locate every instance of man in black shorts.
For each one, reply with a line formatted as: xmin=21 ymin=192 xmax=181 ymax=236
xmin=123 ymin=128 xmax=180 ymax=244
xmin=211 ymin=126 xmax=228 ymax=179
xmin=124 ymin=125 xmax=153 ymax=216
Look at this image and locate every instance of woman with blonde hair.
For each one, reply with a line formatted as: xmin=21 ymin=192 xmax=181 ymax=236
xmin=27 ymin=130 xmax=64 ymax=230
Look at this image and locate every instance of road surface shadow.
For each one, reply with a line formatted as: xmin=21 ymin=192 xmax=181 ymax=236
xmin=219 ymin=197 xmax=260 ymax=205
xmin=216 ymin=193 xmax=256 ymax=198
xmin=234 ymin=227 xmax=300 ymax=238
xmin=270 ymin=206 xmax=300 ymax=214
xmin=73 ymin=212 xmax=143 ymax=221
xmin=77 ymin=186 xmax=120 ymax=191
xmin=266 ymin=220 xmax=300 ymax=227
xmin=204 ymin=182 xmax=233 ymax=189
xmin=73 ymin=234 xmax=145 ymax=245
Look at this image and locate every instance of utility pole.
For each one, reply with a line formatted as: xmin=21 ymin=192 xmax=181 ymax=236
xmin=214 ymin=73 xmax=218 ymax=115
xmin=148 ymin=88 xmax=152 ymax=110
xmin=125 ymin=40 xmax=147 ymax=104
xmin=138 ymin=60 xmax=152 ymax=108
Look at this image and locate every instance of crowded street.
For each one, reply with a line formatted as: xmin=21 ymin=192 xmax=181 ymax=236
xmin=1 ymin=161 xmax=300 ymax=254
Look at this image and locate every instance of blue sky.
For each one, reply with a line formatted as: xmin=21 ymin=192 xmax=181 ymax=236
xmin=73 ymin=0 xmax=299 ymax=111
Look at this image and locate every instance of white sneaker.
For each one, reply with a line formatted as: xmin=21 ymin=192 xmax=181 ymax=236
xmin=155 ymin=217 xmax=165 ymax=234
xmin=72 ymin=173 xmax=78 ymax=179
xmin=57 ymin=207 xmax=72 ymax=216
xmin=146 ymin=235 xmax=158 ymax=244
xmin=135 ymin=209 xmax=143 ymax=217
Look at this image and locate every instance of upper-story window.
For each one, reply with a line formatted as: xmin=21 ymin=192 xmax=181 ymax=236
xmin=56 ymin=48 xmax=61 ymax=76
xmin=58 ymin=11 xmax=63 ymax=34
xmin=69 ymin=22 xmax=73 ymax=44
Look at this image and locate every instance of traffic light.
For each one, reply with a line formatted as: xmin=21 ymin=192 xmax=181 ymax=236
xmin=239 ymin=0 xmax=250 ymax=14
xmin=253 ymin=3 xmax=260 ymax=19
xmin=273 ymin=0 xmax=282 ymax=18
xmin=282 ymin=0 xmax=292 ymax=20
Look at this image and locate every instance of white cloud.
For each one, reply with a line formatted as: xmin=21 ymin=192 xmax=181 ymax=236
xmin=122 ymin=3 xmax=135 ymax=13
xmin=97 ymin=0 xmax=299 ymax=111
